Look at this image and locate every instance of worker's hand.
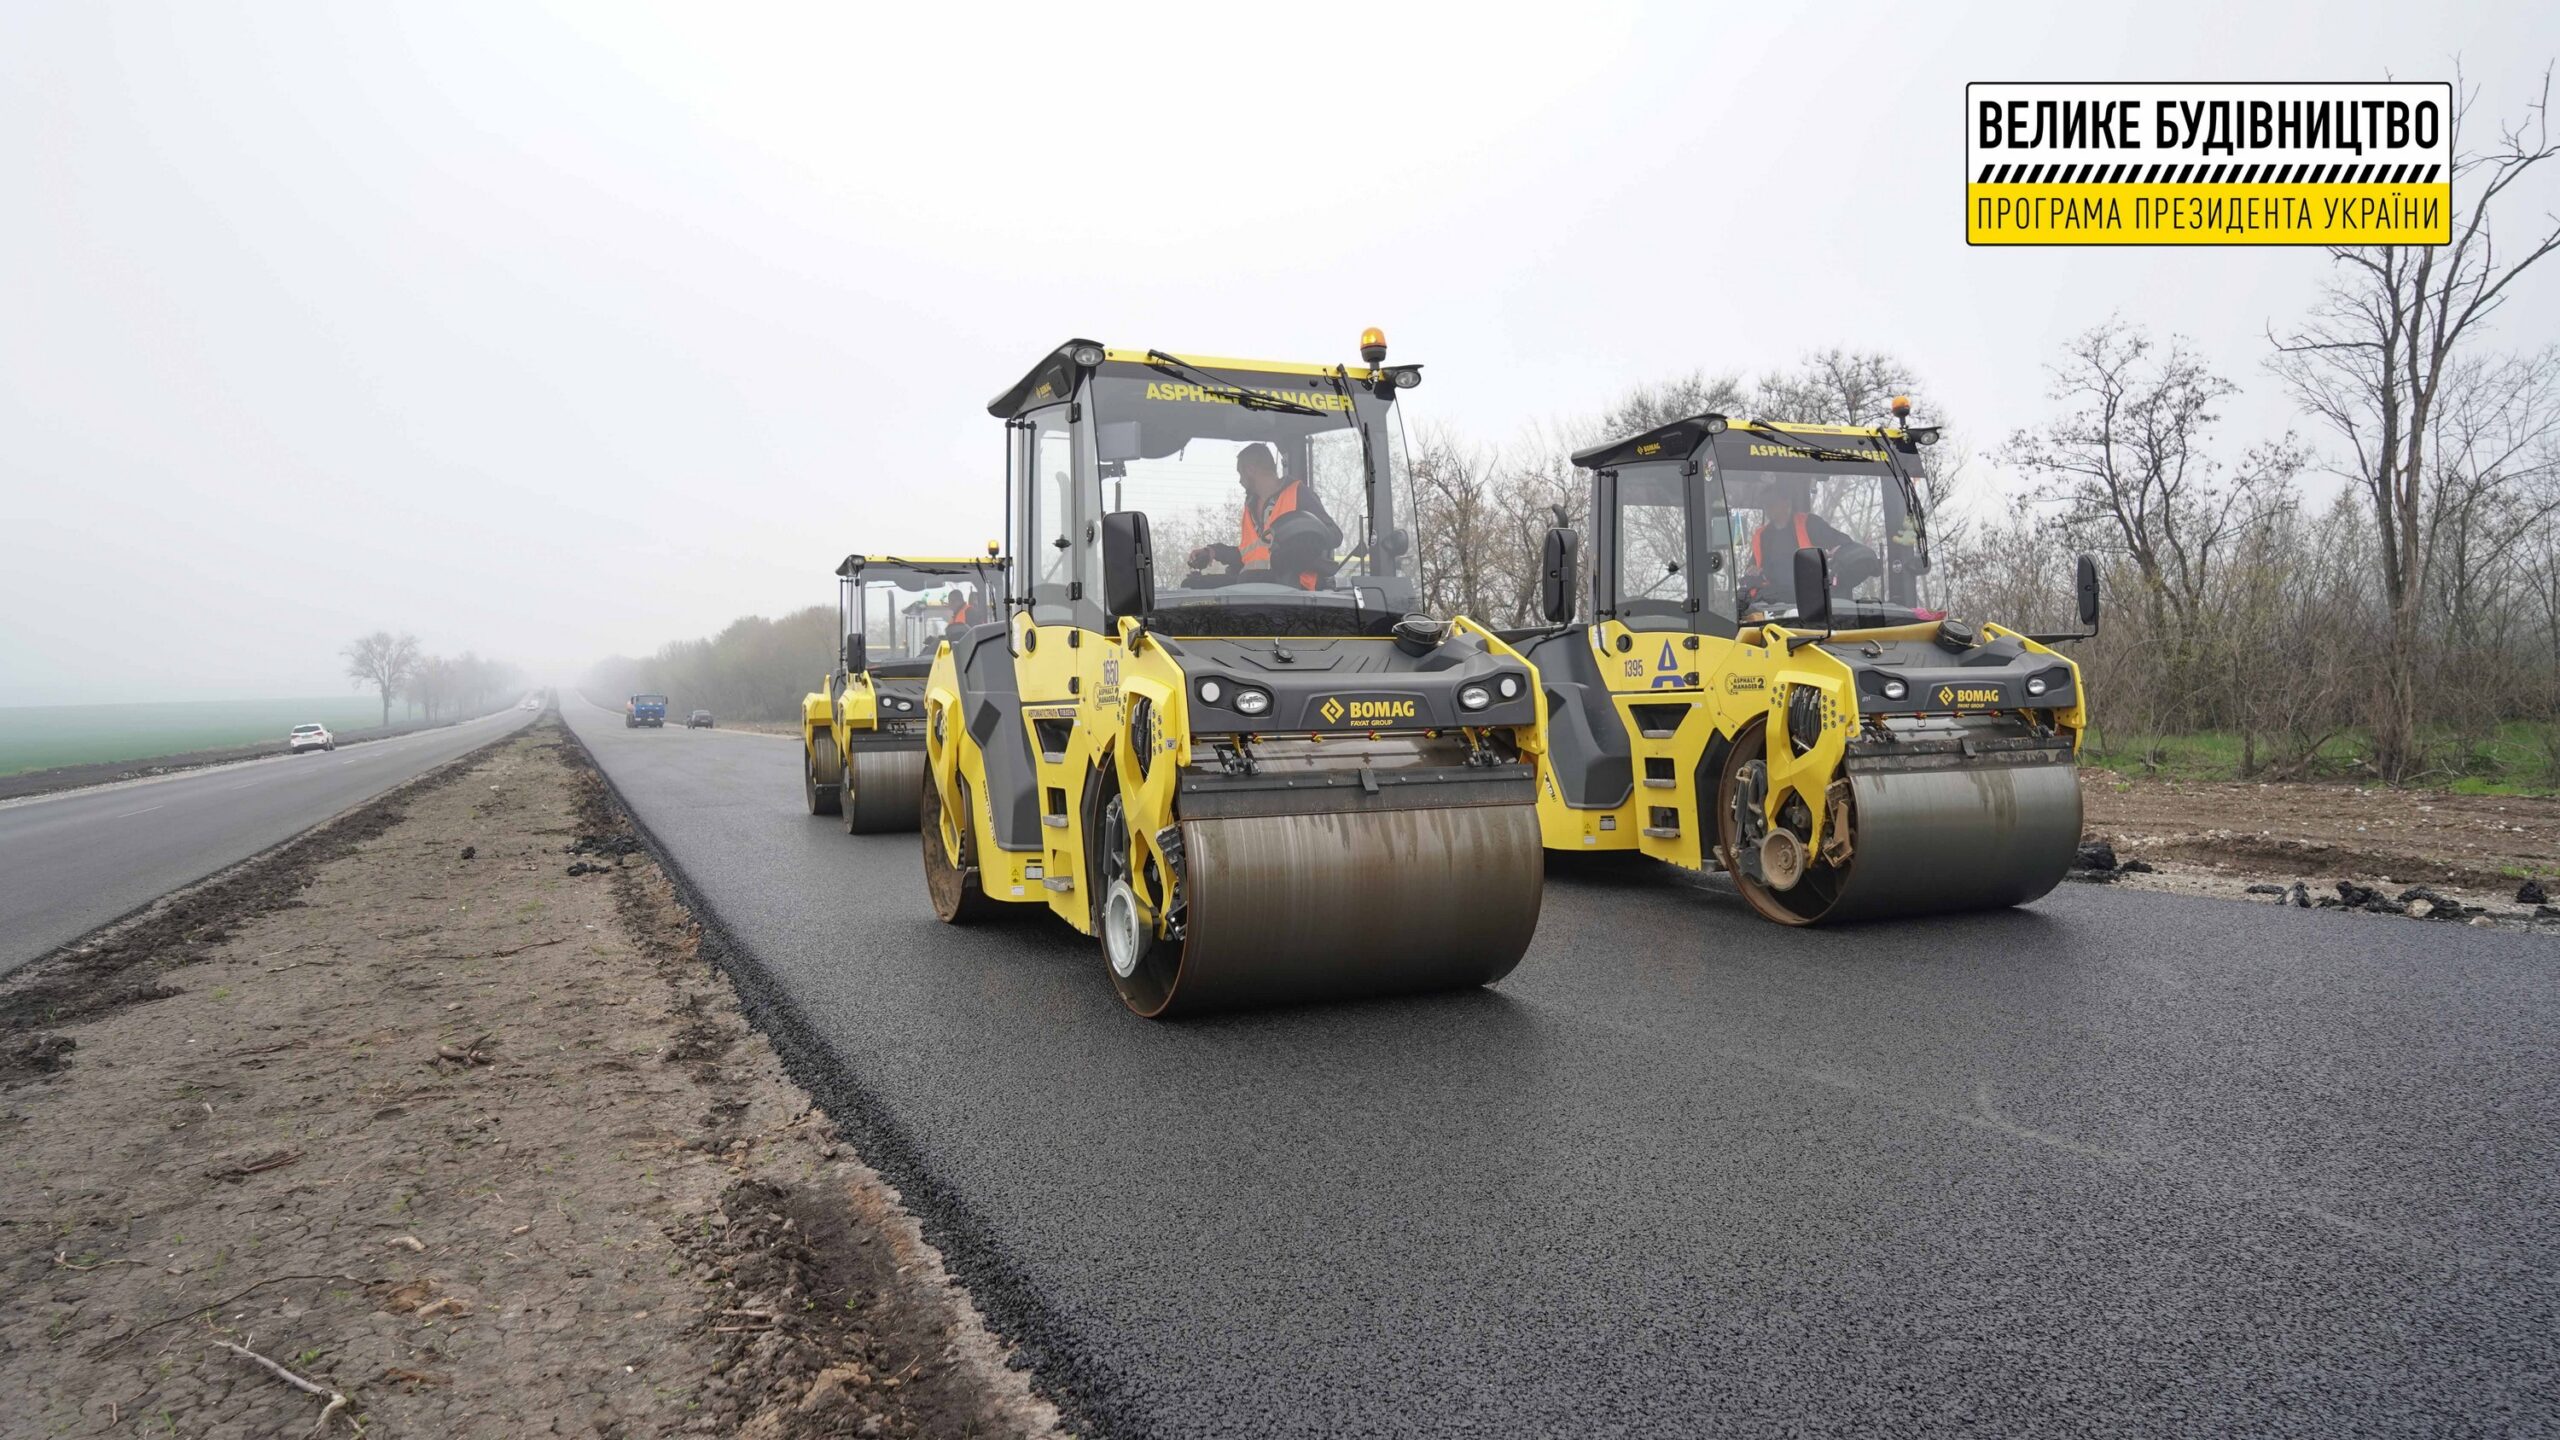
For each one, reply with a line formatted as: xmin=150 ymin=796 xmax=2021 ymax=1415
xmin=1188 ymin=543 xmax=1240 ymax=569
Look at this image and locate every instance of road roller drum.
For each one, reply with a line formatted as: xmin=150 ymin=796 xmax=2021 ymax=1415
xmin=843 ymin=746 xmax=926 ymax=834
xmin=1107 ymin=804 xmax=1542 ymax=1017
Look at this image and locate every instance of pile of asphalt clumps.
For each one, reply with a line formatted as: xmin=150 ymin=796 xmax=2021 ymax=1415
xmin=2239 ymin=877 xmax=2559 ymax=922
xmin=2067 ymin=841 xmax=2156 ymax=882
xmin=566 ymin=831 xmax=645 ymax=876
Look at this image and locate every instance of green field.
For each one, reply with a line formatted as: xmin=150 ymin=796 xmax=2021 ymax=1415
xmin=2084 ymin=721 xmax=2560 ymax=795
xmin=0 ymin=697 xmax=396 ymax=776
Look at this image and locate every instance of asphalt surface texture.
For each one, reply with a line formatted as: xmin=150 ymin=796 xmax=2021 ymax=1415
xmin=0 ymin=705 xmax=537 ymax=976
xmin=563 ymin=697 xmax=2559 ymax=1439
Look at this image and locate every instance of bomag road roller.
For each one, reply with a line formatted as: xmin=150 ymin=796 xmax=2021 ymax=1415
xmin=804 ymin=552 xmax=1003 ymax=832
xmin=921 ymin=331 xmax=1547 ymax=1017
xmin=1515 ymin=402 xmax=2103 ymax=925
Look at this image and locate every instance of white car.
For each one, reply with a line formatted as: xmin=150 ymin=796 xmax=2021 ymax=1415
xmin=288 ymin=723 xmax=336 ymax=754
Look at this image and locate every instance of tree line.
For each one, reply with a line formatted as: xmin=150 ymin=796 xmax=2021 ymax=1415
xmin=342 ymin=631 xmax=526 ymax=728
xmin=585 ymin=607 xmax=837 ymax=724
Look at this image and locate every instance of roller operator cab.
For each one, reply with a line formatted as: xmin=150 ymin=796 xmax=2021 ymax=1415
xmin=1519 ymin=405 xmax=2102 ymax=925
xmin=922 ymin=333 xmax=1547 ymax=1017
xmin=803 ymin=552 xmax=1004 ymax=832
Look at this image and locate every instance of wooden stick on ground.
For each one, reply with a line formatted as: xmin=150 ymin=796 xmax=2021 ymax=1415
xmin=213 ymin=1340 xmax=351 ymax=1436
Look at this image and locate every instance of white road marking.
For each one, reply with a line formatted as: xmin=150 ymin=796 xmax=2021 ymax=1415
xmin=110 ymin=805 xmax=164 ymax=819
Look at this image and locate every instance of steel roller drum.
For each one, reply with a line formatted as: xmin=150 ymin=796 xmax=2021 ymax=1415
xmin=1123 ymin=802 xmax=1544 ymax=1017
xmin=1818 ymin=759 xmax=2082 ymax=922
xmin=843 ymin=748 xmax=927 ymax=834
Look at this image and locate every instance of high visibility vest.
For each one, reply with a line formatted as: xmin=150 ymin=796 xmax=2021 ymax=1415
xmin=1238 ymin=482 xmax=1321 ymax=589
xmin=1751 ymin=513 xmax=1817 ymax=571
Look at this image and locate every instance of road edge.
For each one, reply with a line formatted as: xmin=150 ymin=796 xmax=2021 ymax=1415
xmin=561 ymin=718 xmax=1125 ymax=1440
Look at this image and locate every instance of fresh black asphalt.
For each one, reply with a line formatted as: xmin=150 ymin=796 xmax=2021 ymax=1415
xmin=0 ymin=706 xmax=536 ymax=975
xmin=562 ymin=698 xmax=2558 ymax=1439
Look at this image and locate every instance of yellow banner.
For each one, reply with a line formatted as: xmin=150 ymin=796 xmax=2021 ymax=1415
xmin=1969 ymin=183 xmax=2451 ymax=245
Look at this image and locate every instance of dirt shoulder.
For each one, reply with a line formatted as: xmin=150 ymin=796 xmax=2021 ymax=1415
xmin=0 ymin=705 xmax=529 ymax=805
xmin=2080 ymin=769 xmax=2560 ymax=924
xmin=0 ymin=720 xmax=1057 ymax=1438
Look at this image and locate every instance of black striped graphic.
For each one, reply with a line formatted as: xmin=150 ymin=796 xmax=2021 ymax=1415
xmin=1975 ymin=161 xmax=2446 ymax=184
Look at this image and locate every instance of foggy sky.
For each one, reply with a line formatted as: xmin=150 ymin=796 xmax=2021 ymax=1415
xmin=4 ymin=0 xmax=2556 ymax=705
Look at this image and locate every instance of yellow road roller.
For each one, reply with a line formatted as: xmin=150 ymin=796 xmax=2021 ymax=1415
xmin=921 ymin=332 xmax=1547 ymax=1016
xmin=1517 ymin=403 xmax=2101 ymax=924
xmin=804 ymin=552 xmax=1002 ymax=832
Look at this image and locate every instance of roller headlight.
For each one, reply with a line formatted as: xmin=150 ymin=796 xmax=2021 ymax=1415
xmin=1458 ymin=684 xmax=1491 ymax=712
xmin=1232 ymin=687 xmax=1271 ymax=718
xmin=1496 ymin=674 xmax=1522 ymax=700
xmin=1069 ymin=343 xmax=1105 ymax=367
xmin=1391 ymin=366 xmax=1422 ymax=389
xmin=2025 ymin=676 xmax=2050 ymax=696
xmin=1197 ymin=678 xmax=1223 ymax=705
xmin=1880 ymin=678 xmax=1908 ymax=701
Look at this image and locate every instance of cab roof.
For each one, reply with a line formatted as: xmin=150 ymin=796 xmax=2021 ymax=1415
xmin=835 ymin=554 xmax=1000 ymax=578
xmin=987 ymin=339 xmax=1382 ymax=419
xmin=1569 ymin=414 xmax=1919 ymax=471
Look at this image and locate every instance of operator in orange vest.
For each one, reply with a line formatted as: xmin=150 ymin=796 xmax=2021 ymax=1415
xmin=1747 ymin=478 xmax=1870 ymax=610
xmin=1186 ymin=443 xmax=1337 ymax=590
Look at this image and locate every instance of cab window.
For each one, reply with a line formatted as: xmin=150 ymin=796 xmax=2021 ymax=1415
xmin=1609 ymin=464 xmax=1694 ymax=631
xmin=1019 ymin=406 xmax=1085 ymax=626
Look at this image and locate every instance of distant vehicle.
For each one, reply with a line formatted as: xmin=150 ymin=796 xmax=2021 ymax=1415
xmin=626 ymin=694 xmax=668 ymax=729
xmin=686 ymin=709 xmax=715 ymax=729
xmin=521 ymin=697 xmax=540 ymax=711
xmin=287 ymin=723 xmax=336 ymax=754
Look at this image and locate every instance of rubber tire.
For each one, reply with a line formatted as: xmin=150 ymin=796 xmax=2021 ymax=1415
xmin=922 ymin=773 xmax=996 ymax=923
xmin=805 ymin=732 xmax=843 ymax=816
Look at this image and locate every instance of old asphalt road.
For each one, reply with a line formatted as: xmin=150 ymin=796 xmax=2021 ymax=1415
xmin=0 ymin=705 xmax=537 ymax=976
xmin=563 ymin=697 xmax=2557 ymax=1438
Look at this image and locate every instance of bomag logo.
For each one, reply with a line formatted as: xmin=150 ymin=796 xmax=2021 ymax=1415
xmin=1936 ymin=684 xmax=2003 ymax=707
xmin=1319 ymin=696 xmax=1418 ymax=726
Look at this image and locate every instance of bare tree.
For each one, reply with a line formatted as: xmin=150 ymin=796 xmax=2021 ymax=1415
xmin=343 ymin=630 xmax=420 ymax=728
xmin=1751 ymin=348 xmax=1915 ymax=429
xmin=2269 ymin=64 xmax=2560 ymax=777
xmin=1599 ymin=370 xmax=1748 ymax=437
xmin=2002 ymin=321 xmax=2300 ymax=723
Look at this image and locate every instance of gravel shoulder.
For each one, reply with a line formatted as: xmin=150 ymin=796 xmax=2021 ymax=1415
xmin=0 ymin=721 xmax=1056 ymax=1438
xmin=2080 ymin=769 xmax=2560 ymax=925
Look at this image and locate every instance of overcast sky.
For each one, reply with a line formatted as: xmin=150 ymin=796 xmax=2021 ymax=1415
xmin=5 ymin=0 xmax=2556 ymax=705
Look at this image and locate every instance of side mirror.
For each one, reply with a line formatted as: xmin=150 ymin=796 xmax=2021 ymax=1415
xmin=1101 ymin=510 xmax=1156 ymax=620
xmin=842 ymin=633 xmax=866 ymax=674
xmin=1792 ymin=547 xmax=1832 ymax=626
xmin=2074 ymin=552 xmax=2101 ymax=630
xmin=1539 ymin=527 xmax=1579 ymax=624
